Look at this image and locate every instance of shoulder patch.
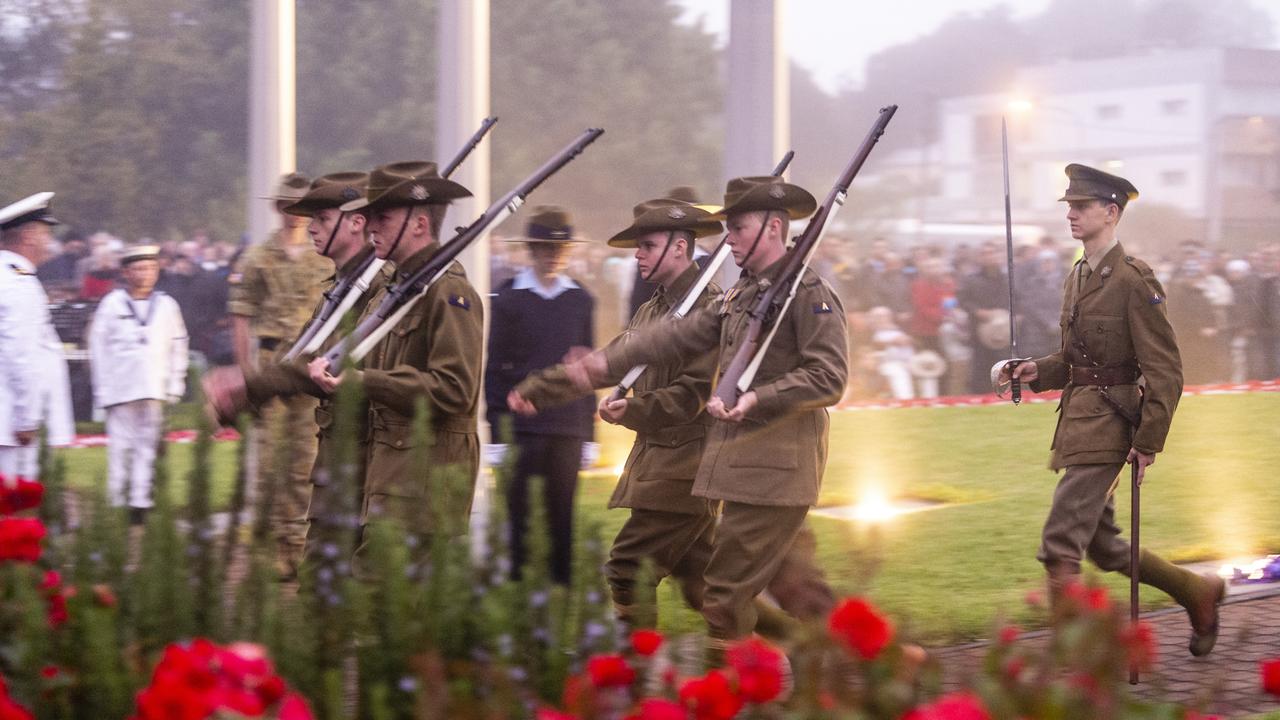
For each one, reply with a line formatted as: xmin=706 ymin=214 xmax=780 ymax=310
xmin=812 ymin=301 xmax=833 ymax=314
xmin=448 ymin=294 xmax=471 ymax=311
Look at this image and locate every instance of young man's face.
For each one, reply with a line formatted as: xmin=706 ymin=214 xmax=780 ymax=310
xmin=634 ymin=230 xmax=685 ymax=285
xmin=725 ymin=211 xmax=776 ymax=271
xmin=368 ymin=206 xmax=413 ymax=260
xmin=122 ymin=259 xmax=160 ymax=294
xmin=1065 ymin=199 xmax=1115 ymax=242
xmin=528 ymin=242 xmax=572 ymax=277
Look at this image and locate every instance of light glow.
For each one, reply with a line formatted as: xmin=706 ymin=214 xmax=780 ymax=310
xmin=1006 ymin=98 xmax=1035 ymax=114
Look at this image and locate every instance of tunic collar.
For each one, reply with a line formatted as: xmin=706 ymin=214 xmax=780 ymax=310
xmin=655 ymin=262 xmax=701 ymax=306
xmin=1083 ymin=237 xmax=1119 ymax=273
xmin=512 ymin=267 xmax=578 ymax=300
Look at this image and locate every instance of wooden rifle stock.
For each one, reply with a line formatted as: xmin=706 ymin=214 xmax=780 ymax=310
xmin=712 ymin=105 xmax=897 ymax=408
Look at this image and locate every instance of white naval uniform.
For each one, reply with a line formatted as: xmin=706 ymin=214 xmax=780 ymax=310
xmin=88 ymin=288 xmax=188 ymax=508
xmin=0 ymin=249 xmax=74 ymax=482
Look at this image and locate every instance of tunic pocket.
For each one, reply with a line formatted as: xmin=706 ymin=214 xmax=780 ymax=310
xmin=726 ymin=415 xmax=799 ymax=470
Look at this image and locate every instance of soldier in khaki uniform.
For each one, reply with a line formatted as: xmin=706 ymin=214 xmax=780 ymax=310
xmin=1002 ymin=164 xmax=1225 ymax=656
xmin=511 ymin=196 xmax=723 ymax=625
xmin=306 ymin=162 xmax=483 ymax=563
xmin=563 ymin=176 xmax=849 ymax=646
xmin=228 ymin=172 xmax=335 ymax=575
xmin=206 ymin=172 xmax=383 ymax=565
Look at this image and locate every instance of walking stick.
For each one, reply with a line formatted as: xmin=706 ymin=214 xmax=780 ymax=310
xmin=1130 ymin=455 xmax=1140 ymax=684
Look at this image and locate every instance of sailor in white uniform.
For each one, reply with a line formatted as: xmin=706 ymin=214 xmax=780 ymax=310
xmin=88 ymin=245 xmax=188 ymax=523
xmin=0 ymin=192 xmax=74 ymax=484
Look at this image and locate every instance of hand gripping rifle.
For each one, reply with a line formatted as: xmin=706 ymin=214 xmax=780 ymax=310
xmin=283 ymin=116 xmax=500 ymax=361
xmin=990 ymin=117 xmax=1032 ymax=402
xmin=323 ymin=128 xmax=605 ymax=372
xmin=712 ymin=105 xmax=898 ymax=409
xmin=605 ymin=150 xmax=795 ymax=403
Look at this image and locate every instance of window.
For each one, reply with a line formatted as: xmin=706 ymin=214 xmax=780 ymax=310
xmin=1160 ymin=170 xmax=1188 ymax=186
xmin=1161 ymin=99 xmax=1188 ymax=116
xmin=1096 ymin=104 xmax=1122 ymax=120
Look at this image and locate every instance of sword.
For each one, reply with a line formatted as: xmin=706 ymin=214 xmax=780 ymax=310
xmin=991 ymin=117 xmax=1031 ymax=402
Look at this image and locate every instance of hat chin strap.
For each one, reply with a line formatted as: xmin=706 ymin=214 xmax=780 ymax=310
xmin=321 ymin=211 xmax=345 ymax=257
xmin=739 ymin=210 xmax=771 ymax=269
xmin=641 ymin=231 xmax=676 ymax=283
xmin=385 ymin=209 xmax=413 ymax=261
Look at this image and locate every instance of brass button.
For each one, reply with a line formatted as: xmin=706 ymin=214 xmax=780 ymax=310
xmin=395 ymin=440 xmax=404 ymax=448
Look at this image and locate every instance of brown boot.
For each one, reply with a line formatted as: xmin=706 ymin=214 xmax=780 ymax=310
xmin=1045 ymin=561 xmax=1082 ymax=623
xmin=1135 ymin=550 xmax=1226 ymax=657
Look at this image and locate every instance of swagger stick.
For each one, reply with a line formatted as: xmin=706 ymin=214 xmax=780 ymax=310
xmin=1130 ymin=444 xmax=1141 ymax=684
xmin=605 ymin=150 xmax=795 ymax=403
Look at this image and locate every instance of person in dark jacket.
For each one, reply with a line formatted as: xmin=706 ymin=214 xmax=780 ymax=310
xmin=485 ymin=206 xmax=595 ymax=585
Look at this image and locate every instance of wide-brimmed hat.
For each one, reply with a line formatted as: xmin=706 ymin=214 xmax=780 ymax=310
xmin=261 ymin=172 xmax=311 ymax=202
xmin=518 ymin=205 xmax=583 ymax=243
xmin=0 ymin=192 xmax=59 ymax=231
xmin=705 ymin=176 xmax=816 ymax=220
xmin=1058 ymin=163 xmax=1139 ymax=208
xmin=282 ymin=172 xmax=370 ymax=217
xmin=607 ymin=198 xmax=723 ymax=248
xmin=339 ymin=161 xmax=472 ymax=213
xmin=120 ymin=244 xmax=160 ymax=265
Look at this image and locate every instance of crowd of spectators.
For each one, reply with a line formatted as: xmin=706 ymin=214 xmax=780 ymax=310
xmin=37 ymin=228 xmax=1280 ymax=416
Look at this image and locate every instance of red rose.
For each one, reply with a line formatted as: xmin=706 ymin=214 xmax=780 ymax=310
xmin=40 ymin=666 xmax=59 ymax=679
xmin=0 ymin=518 xmax=45 ymax=562
xmin=586 ymin=654 xmax=635 ymax=688
xmin=0 ymin=477 xmax=43 ymax=515
xmin=906 ymin=692 xmax=991 ymax=720
xmin=827 ymin=597 xmax=894 ymax=660
xmin=93 ymin=584 xmax=118 ymax=608
xmin=1085 ymin=586 xmax=1110 ymax=612
xmin=726 ymin=637 xmax=785 ymax=704
xmin=997 ymin=626 xmax=1019 ymax=645
xmin=1261 ymin=658 xmax=1280 ymax=695
xmin=679 ymin=669 xmax=743 ymax=720
xmin=277 ymin=693 xmax=315 ymax=720
xmin=630 ymin=629 xmax=664 ymax=656
xmin=625 ymin=698 xmax=685 ymax=720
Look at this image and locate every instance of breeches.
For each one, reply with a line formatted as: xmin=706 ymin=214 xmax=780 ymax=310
xmin=1038 ymin=462 xmax=1131 ymax=573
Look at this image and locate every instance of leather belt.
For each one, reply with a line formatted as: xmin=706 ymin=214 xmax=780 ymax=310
xmin=1069 ymin=365 xmax=1139 ymax=386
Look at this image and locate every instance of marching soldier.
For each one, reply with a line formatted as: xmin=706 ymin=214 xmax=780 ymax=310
xmin=510 ymin=196 xmax=722 ymax=622
xmin=561 ymin=176 xmax=849 ymax=648
xmin=485 ymin=207 xmax=595 ymax=585
xmin=306 ymin=162 xmax=483 ymax=564
xmin=204 ymin=172 xmax=381 ymax=563
xmin=1002 ymin=164 xmax=1225 ymax=656
xmin=89 ymin=245 xmax=188 ymax=524
xmin=228 ymin=172 xmax=334 ymax=577
xmin=0 ymin=193 xmax=74 ymax=481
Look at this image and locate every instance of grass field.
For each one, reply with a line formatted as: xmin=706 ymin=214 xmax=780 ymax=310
xmin=55 ymin=392 xmax=1280 ymax=645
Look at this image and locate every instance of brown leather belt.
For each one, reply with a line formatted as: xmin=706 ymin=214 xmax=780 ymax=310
xmin=1069 ymin=365 xmax=1139 ymax=386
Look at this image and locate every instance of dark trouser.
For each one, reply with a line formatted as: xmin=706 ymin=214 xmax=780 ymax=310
xmin=703 ymin=501 xmax=809 ymax=640
xmin=1038 ymin=462 xmax=1131 ymax=573
xmin=507 ymin=432 xmax=582 ymax=585
xmin=605 ymin=507 xmax=716 ymax=626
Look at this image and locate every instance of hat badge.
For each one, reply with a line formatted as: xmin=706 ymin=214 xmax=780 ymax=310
xmin=768 ymin=186 xmax=786 ymax=200
xmin=410 ymin=185 xmax=429 ymax=201
xmin=667 ymin=207 xmax=687 ymax=220
xmin=341 ymin=187 xmax=360 ymax=201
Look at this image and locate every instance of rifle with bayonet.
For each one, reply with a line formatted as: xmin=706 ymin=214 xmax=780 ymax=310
xmin=283 ymin=116 xmax=499 ymax=361
xmin=712 ymin=105 xmax=898 ymax=409
xmin=323 ymin=127 xmax=605 ymax=372
xmin=606 ymin=150 xmax=795 ymax=403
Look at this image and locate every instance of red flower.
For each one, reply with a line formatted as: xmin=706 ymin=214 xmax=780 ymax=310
xmin=997 ymin=625 xmax=1019 ymax=644
xmin=630 ymin=629 xmax=664 ymax=656
xmin=0 ymin=477 xmax=43 ymax=515
xmin=1121 ymin=620 xmax=1157 ymax=671
xmin=1085 ymin=586 xmax=1111 ymax=612
xmin=904 ymin=692 xmax=991 ymax=720
xmin=131 ymin=638 xmax=312 ymax=720
xmin=1261 ymin=658 xmax=1280 ymax=696
xmin=93 ymin=584 xmax=118 ymax=608
xmin=679 ymin=669 xmax=743 ymax=720
xmin=536 ymin=710 xmax=578 ymax=720
xmin=827 ymin=597 xmax=894 ymax=660
xmin=278 ymin=693 xmax=314 ymax=720
xmin=586 ymin=654 xmax=635 ymax=688
xmin=40 ymin=666 xmax=59 ymax=679
xmin=625 ymin=698 xmax=685 ymax=720
xmin=0 ymin=518 xmax=45 ymax=562
xmin=45 ymin=593 xmax=68 ymax=628
xmin=726 ymin=637 xmax=785 ymax=704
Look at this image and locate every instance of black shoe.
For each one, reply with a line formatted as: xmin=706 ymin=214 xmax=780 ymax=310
xmin=128 ymin=507 xmax=148 ymax=527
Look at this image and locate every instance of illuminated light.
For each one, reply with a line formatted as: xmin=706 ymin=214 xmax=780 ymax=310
xmin=1006 ymin=98 xmax=1035 ymax=114
xmin=852 ymin=491 xmax=899 ymax=523
xmin=1247 ymin=115 xmax=1265 ymax=125
xmin=811 ymin=494 xmax=944 ymax=524
xmin=1218 ymin=564 xmax=1236 ymax=579
xmin=612 ymin=462 xmax=626 ymax=477
xmin=1104 ymin=159 xmax=1124 ymax=170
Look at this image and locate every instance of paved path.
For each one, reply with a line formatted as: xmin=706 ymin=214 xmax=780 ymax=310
xmin=931 ymin=586 xmax=1280 ymax=718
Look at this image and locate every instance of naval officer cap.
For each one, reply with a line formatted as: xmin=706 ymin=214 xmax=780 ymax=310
xmin=0 ymin=192 xmax=60 ymax=231
xmin=1059 ymin=163 xmax=1140 ymax=209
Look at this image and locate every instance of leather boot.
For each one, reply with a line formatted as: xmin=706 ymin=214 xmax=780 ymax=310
xmin=752 ymin=599 xmax=801 ymax=643
xmin=1045 ymin=561 xmax=1082 ymax=623
xmin=1134 ymin=550 xmax=1226 ymax=657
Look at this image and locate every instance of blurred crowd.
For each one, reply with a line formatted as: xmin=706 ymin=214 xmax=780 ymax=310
xmin=38 ymin=229 xmax=1280 ymax=414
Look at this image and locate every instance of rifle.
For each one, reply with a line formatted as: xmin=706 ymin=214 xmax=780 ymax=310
xmin=712 ymin=105 xmax=898 ymax=409
xmin=284 ymin=116 xmax=499 ymax=361
xmin=323 ymin=127 xmax=605 ymax=371
xmin=606 ymin=150 xmax=795 ymax=403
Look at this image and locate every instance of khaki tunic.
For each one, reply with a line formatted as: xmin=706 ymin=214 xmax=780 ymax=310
xmin=228 ymin=230 xmax=334 ymax=344
xmin=1030 ymin=243 xmax=1183 ymax=469
xmin=518 ymin=262 xmax=719 ymax=514
xmin=356 ymin=244 xmax=483 ymax=531
xmin=606 ymin=258 xmax=849 ymax=507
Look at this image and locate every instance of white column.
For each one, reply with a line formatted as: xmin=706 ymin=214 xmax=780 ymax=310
xmin=247 ymin=0 xmax=296 ymax=244
xmin=436 ymin=0 xmax=491 ymax=298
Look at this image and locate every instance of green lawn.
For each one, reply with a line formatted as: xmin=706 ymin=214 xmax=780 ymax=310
xmin=53 ymin=392 xmax=1280 ymax=645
